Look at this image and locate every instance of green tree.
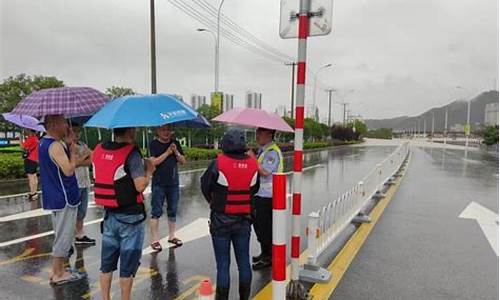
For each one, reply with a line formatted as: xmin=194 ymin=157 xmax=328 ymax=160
xmin=0 ymin=74 xmax=64 ymax=113
xmin=366 ymin=128 xmax=393 ymax=139
xmin=351 ymin=119 xmax=367 ymax=138
xmin=105 ymin=86 xmax=136 ymax=99
xmin=482 ymin=125 xmax=499 ymax=146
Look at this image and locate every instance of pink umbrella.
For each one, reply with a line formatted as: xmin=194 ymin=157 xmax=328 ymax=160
xmin=212 ymin=107 xmax=294 ymax=133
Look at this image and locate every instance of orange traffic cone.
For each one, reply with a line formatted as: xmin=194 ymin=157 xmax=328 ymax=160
xmin=198 ymin=279 xmax=215 ymax=300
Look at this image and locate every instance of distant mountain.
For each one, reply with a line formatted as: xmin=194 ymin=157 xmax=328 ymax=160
xmin=365 ymin=90 xmax=499 ymax=132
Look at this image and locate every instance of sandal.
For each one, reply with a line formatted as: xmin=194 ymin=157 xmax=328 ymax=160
xmin=151 ymin=241 xmax=162 ymax=252
xmin=50 ymin=272 xmax=85 ymax=286
xmin=168 ymin=238 xmax=183 ymax=247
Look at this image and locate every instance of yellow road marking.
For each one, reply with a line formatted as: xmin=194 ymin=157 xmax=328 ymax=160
xmin=174 ymin=275 xmax=213 ymax=300
xmin=253 ymin=156 xmax=410 ymax=300
xmin=0 ymin=249 xmax=50 ymax=267
xmin=20 ymin=274 xmax=43 ymax=283
xmin=308 ymin=157 xmax=410 ymax=299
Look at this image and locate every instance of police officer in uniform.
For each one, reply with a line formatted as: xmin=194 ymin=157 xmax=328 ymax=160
xmin=250 ymin=127 xmax=284 ymax=270
xmin=201 ymin=128 xmax=260 ymax=300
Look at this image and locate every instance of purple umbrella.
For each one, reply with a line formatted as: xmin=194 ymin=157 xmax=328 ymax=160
xmin=11 ymin=87 xmax=109 ymax=118
xmin=2 ymin=113 xmax=45 ymax=132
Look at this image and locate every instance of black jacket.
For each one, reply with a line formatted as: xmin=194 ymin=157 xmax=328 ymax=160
xmin=200 ymin=153 xmax=260 ymax=234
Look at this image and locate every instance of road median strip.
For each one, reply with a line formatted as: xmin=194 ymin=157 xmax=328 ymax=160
xmin=308 ymin=153 xmax=410 ymax=299
xmin=253 ymin=153 xmax=410 ymax=300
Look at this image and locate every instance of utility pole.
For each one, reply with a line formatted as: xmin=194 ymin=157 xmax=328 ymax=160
xmin=444 ymin=106 xmax=448 ymax=146
xmin=150 ymin=0 xmax=157 ymax=94
xmin=423 ymin=117 xmax=427 ymax=138
xmin=431 ymin=111 xmax=435 ymax=140
xmin=326 ymin=89 xmax=335 ymax=126
xmin=340 ymin=102 xmax=348 ymax=125
xmin=285 ymin=62 xmax=297 ymax=118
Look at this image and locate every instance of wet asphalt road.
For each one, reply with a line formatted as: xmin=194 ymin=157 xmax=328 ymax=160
xmin=332 ymin=145 xmax=499 ymax=300
xmin=0 ymin=144 xmax=397 ymax=300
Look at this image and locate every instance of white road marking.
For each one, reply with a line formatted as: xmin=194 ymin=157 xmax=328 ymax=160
xmin=459 ymin=201 xmax=499 ymax=256
xmin=284 ymin=164 xmax=324 ymax=175
xmin=142 ymin=218 xmax=210 ymax=255
xmin=0 ymin=166 xmax=319 ymax=224
xmin=0 ymin=184 xmax=193 ymax=223
xmin=0 ymin=164 xmax=322 ymax=223
xmin=0 ymin=208 xmax=51 ymax=223
xmin=0 ymin=218 xmax=103 ymax=248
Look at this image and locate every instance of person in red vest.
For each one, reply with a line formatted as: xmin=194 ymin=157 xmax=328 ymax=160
xmin=21 ymin=129 xmax=40 ymax=201
xmin=200 ymin=128 xmax=260 ymax=300
xmin=92 ymin=127 xmax=155 ymax=300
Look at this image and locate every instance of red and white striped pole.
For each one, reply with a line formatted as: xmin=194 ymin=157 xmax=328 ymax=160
xmin=272 ymin=173 xmax=287 ymax=299
xmin=288 ymin=0 xmax=309 ymax=295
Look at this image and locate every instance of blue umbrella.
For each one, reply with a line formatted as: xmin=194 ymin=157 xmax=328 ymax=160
xmin=84 ymin=94 xmax=211 ymax=129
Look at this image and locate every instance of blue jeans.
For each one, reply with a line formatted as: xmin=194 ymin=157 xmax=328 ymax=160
xmin=151 ymin=184 xmax=180 ymax=222
xmin=211 ymin=222 xmax=252 ymax=289
xmin=100 ymin=212 xmax=145 ymax=277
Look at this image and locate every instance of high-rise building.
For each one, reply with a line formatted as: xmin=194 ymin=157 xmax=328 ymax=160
xmin=223 ymin=94 xmax=234 ymax=112
xmin=190 ymin=94 xmax=206 ymax=110
xmin=306 ymin=104 xmax=319 ymax=121
xmin=485 ymin=103 xmax=499 ymax=125
xmin=275 ymin=105 xmax=288 ymax=117
xmin=173 ymin=94 xmax=184 ymax=102
xmin=246 ymin=91 xmax=262 ymax=109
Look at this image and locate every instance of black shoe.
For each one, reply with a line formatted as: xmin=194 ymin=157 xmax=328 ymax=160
xmin=215 ymin=287 xmax=230 ymax=300
xmin=252 ymin=257 xmax=271 ymax=270
xmin=75 ymin=236 xmax=96 ymax=245
xmin=252 ymin=253 xmax=265 ymax=263
xmin=239 ymin=282 xmax=251 ymax=300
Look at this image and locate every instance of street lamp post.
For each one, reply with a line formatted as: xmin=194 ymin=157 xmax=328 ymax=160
xmin=444 ymin=106 xmax=448 ymax=146
xmin=150 ymin=0 xmax=157 ymax=94
xmin=197 ymin=28 xmax=217 ymax=92
xmin=326 ymin=88 xmax=336 ymax=127
xmin=313 ymin=63 xmax=332 ymax=120
xmin=456 ymin=86 xmax=471 ymax=155
xmin=431 ymin=111 xmax=435 ymax=140
xmin=216 ymin=0 xmax=226 ymax=92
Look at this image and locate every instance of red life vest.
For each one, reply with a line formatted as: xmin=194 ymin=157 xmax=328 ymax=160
xmin=92 ymin=143 xmax=144 ymax=208
xmin=213 ymin=154 xmax=259 ymax=215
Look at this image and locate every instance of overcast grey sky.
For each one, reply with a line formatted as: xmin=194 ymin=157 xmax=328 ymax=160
xmin=1 ymin=0 xmax=498 ymax=122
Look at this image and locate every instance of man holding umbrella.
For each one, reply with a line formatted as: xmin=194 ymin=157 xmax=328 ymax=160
xmin=211 ymin=108 xmax=291 ymax=271
xmin=10 ymin=87 xmax=110 ymax=284
xmin=92 ymin=127 xmax=155 ymax=300
xmin=84 ymin=93 xmax=209 ymax=299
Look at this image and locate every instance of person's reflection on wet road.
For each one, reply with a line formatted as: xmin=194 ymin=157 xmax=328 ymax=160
xmin=149 ymin=247 xmax=180 ymax=299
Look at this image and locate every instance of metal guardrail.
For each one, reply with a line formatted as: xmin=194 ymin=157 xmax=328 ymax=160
xmin=299 ymin=142 xmax=411 ymax=282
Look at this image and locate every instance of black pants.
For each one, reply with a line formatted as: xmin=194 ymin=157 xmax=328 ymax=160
xmin=252 ymin=196 xmax=272 ymax=257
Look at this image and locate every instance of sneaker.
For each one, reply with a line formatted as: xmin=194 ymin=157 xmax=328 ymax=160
xmin=75 ymin=236 xmax=96 ymax=245
xmin=252 ymin=253 xmax=265 ymax=263
xmin=252 ymin=257 xmax=272 ymax=270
